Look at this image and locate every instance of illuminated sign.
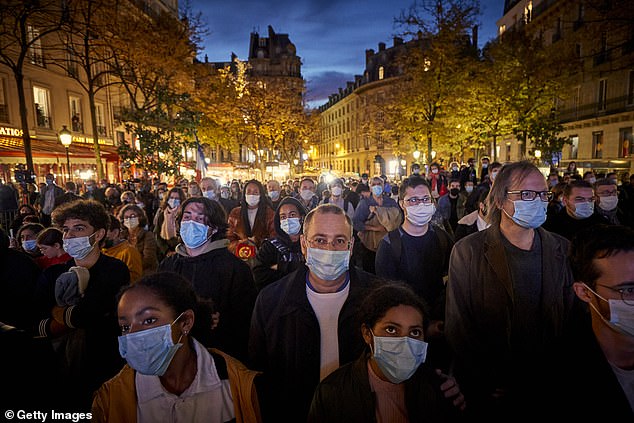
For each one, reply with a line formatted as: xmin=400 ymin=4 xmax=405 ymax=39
xmin=0 ymin=126 xmax=23 ymax=137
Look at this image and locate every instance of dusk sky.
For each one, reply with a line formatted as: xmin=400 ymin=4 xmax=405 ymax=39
xmin=189 ymin=0 xmax=503 ymax=107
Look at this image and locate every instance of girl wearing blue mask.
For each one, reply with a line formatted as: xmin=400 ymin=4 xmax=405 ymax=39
xmin=308 ymin=282 xmax=465 ymax=422
xmin=16 ymin=222 xmax=45 ymax=258
xmin=92 ymin=271 xmax=261 ymax=422
xmin=253 ymin=196 xmax=308 ymax=291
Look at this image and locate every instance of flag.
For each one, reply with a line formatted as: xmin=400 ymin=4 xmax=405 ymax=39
xmin=195 ymin=138 xmax=207 ymax=177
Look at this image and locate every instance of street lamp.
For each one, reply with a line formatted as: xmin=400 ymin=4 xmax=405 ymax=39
xmin=413 ymin=150 xmax=421 ymax=162
xmin=59 ymin=125 xmax=73 ymax=182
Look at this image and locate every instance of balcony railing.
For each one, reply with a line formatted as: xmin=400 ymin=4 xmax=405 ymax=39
xmin=37 ymin=114 xmax=51 ymax=128
xmin=97 ymin=125 xmax=107 ymax=136
xmin=558 ymin=94 xmax=634 ymax=123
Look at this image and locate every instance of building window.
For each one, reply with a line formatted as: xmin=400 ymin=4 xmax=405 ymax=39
xmin=627 ymin=70 xmax=634 ymax=104
xmin=569 ymin=135 xmax=579 ymax=159
xmin=27 ymin=25 xmax=44 ymax=66
xmin=598 ymin=79 xmax=607 ymax=111
xmin=378 ymin=66 xmax=384 ymax=80
xmin=69 ymin=96 xmax=82 ymax=132
xmin=0 ymin=79 xmax=8 ymax=122
xmin=67 ymin=44 xmax=78 ymax=77
xmin=95 ymin=103 xmax=106 ymax=136
xmin=619 ymin=127 xmax=632 ymax=157
xmin=33 ymin=86 xmax=51 ymax=129
xmin=592 ymin=131 xmax=603 ymax=159
xmin=506 ymin=143 xmax=512 ymax=161
xmin=524 ymin=1 xmax=533 ymax=23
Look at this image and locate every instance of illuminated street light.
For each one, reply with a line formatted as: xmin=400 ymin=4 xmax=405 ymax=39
xmin=58 ymin=125 xmax=72 ymax=181
xmin=413 ymin=150 xmax=421 ymax=161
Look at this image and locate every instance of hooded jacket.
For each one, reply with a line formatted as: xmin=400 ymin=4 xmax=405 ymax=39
xmin=158 ymin=238 xmax=257 ymax=362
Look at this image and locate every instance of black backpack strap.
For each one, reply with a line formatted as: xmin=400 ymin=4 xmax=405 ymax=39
xmin=388 ymin=228 xmax=402 ymax=261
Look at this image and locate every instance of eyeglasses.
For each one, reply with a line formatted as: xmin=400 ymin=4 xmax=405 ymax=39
xmin=306 ymin=237 xmax=351 ymax=251
xmin=506 ymin=190 xmax=553 ymax=202
xmin=596 ymin=283 xmax=634 ymax=306
xmin=403 ymin=196 xmax=433 ymax=206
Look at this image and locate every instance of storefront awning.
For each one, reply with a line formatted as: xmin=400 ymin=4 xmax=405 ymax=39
xmin=0 ymin=136 xmax=120 ymax=165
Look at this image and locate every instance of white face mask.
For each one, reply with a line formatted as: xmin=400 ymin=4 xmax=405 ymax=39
xmin=331 ymin=186 xmax=343 ymax=197
xmin=300 ymin=189 xmax=314 ymax=201
xmin=246 ymin=194 xmax=260 ymax=207
xmin=598 ymin=196 xmax=618 ymax=212
xmin=584 ymin=284 xmax=634 ymax=337
xmin=124 ymin=216 xmax=139 ymax=230
xmin=406 ymin=203 xmax=436 ymax=226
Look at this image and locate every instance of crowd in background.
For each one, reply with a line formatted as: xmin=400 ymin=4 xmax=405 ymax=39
xmin=0 ymin=157 xmax=633 ymax=421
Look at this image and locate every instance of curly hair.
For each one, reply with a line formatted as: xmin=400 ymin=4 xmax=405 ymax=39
xmin=51 ymin=199 xmax=109 ymax=231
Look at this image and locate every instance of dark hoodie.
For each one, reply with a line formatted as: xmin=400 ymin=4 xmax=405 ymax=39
xmin=0 ymin=228 xmax=40 ymax=330
xmin=252 ymin=197 xmax=307 ymax=291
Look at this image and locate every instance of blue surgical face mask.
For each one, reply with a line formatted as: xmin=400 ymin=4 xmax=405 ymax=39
xmin=167 ymin=198 xmax=180 ymax=209
xmin=22 ymin=239 xmax=38 ymax=252
xmin=203 ymin=190 xmax=216 ymax=200
xmin=179 ymin=220 xmax=210 ymax=249
xmin=269 ymin=190 xmax=280 ymax=201
xmin=371 ymin=331 xmax=428 ymax=384
xmin=118 ymin=313 xmax=185 ymax=376
xmin=573 ymin=201 xmax=594 ymax=219
xmin=504 ymin=199 xmax=547 ymax=229
xmin=280 ymin=217 xmax=301 ymax=236
xmin=63 ymin=233 xmax=97 ymax=260
xmin=306 ymin=247 xmax=350 ymax=280
xmin=371 ymin=185 xmax=383 ymax=196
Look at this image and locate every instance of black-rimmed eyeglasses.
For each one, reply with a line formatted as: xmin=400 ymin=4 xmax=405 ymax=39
xmin=506 ymin=190 xmax=553 ymax=202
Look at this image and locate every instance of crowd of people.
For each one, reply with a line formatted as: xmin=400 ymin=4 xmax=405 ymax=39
xmin=0 ymin=157 xmax=633 ymax=421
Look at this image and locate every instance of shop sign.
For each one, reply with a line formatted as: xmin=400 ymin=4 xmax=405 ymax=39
xmin=0 ymin=126 xmax=23 ymax=137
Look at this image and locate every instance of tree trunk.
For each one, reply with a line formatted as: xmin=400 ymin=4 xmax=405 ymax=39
xmin=88 ymin=88 xmax=105 ymax=179
xmin=16 ymin=71 xmax=35 ymax=173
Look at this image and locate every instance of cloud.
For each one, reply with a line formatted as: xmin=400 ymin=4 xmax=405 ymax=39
xmin=304 ymin=71 xmax=355 ymax=107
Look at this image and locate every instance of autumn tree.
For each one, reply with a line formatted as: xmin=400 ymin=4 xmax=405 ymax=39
xmin=0 ymin=0 xmax=68 ymax=173
xmin=487 ymin=29 xmax=575 ymax=159
xmin=390 ymin=0 xmax=480 ymax=165
xmin=46 ymin=0 xmax=124 ymax=179
xmin=108 ymin=1 xmax=204 ymax=177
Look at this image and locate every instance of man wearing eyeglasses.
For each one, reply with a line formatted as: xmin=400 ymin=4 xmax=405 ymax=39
xmin=445 ymin=160 xmax=581 ymax=421
xmin=375 ymin=176 xmax=454 ymax=370
xmin=248 ymin=204 xmax=380 ymax=422
xmin=548 ymin=224 xmax=634 ymax=418
xmin=543 ymin=179 xmax=609 ymax=240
